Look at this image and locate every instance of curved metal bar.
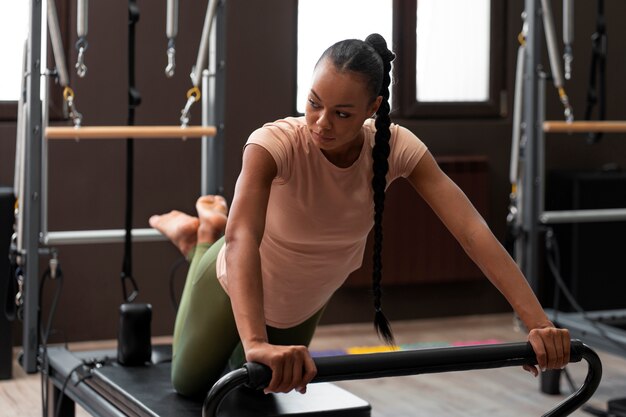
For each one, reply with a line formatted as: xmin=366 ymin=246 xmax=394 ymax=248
xmin=47 ymin=0 xmax=70 ymax=87
xmin=202 ymin=340 xmax=601 ymax=417
xmin=544 ymin=344 xmax=602 ymax=417
xmin=191 ymin=0 xmax=220 ymax=87
xmin=202 ymin=368 xmax=248 ymax=417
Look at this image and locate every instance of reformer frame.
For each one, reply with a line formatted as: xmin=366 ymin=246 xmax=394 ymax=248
xmin=516 ymin=0 xmax=626 ymax=360
xmin=42 ymin=340 xmax=601 ymax=417
xmin=18 ymin=0 xmax=227 ymax=373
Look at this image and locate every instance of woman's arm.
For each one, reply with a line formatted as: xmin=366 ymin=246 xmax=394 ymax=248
xmin=225 ymin=144 xmax=316 ymax=393
xmin=407 ymin=151 xmax=570 ymax=373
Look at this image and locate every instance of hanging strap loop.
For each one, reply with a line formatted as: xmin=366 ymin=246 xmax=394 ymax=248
xmin=120 ymin=0 xmax=141 ymax=304
xmin=584 ymin=0 xmax=607 ymax=144
xmin=121 ymin=273 xmax=139 ymax=303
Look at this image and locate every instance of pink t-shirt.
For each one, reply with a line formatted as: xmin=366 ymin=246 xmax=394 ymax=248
xmin=216 ymin=116 xmax=427 ymax=328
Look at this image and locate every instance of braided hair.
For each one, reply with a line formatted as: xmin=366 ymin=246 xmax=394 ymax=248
xmin=317 ymin=34 xmax=396 ymax=344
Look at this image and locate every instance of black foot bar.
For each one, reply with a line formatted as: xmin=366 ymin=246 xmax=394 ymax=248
xmin=202 ymin=339 xmax=602 ymax=417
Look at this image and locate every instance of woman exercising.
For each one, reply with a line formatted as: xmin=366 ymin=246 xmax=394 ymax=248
xmin=150 ymin=34 xmax=570 ymax=398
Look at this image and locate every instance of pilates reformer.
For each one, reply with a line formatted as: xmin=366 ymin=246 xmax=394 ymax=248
xmin=509 ymin=1 xmax=626 ymax=413
xmin=43 ymin=340 xmax=601 ymax=417
xmin=13 ymin=0 xmax=226 ymax=378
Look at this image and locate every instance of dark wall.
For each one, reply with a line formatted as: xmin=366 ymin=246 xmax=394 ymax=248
xmin=1 ymin=0 xmax=626 ymax=343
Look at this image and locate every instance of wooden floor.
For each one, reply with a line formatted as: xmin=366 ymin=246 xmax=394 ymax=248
xmin=2 ymin=313 xmax=625 ymax=416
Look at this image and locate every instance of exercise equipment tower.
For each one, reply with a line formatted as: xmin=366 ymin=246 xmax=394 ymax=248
xmin=13 ymin=0 xmax=226 ymax=373
xmin=511 ymin=0 xmax=626 ymax=357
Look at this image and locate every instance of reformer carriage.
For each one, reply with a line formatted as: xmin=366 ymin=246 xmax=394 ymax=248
xmin=44 ymin=340 xmax=601 ymax=417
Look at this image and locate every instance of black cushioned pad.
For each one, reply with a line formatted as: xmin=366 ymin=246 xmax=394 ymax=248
xmin=91 ymin=364 xmax=371 ymax=416
xmin=88 ymin=361 xmax=200 ymax=416
xmin=52 ymin=346 xmax=371 ymax=416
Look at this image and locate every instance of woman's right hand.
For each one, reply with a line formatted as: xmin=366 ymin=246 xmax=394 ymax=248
xmin=244 ymin=341 xmax=317 ymax=394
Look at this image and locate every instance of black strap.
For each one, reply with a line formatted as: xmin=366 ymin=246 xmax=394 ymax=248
xmin=584 ymin=0 xmax=606 ymax=144
xmin=121 ymin=0 xmax=141 ymax=303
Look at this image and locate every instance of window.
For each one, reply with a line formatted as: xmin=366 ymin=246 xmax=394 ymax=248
xmin=0 ymin=0 xmax=65 ymax=121
xmin=0 ymin=0 xmax=30 ymax=102
xmin=394 ymin=0 xmax=505 ymax=118
xmin=296 ymin=0 xmax=504 ymax=118
xmin=296 ymin=0 xmax=393 ymax=114
xmin=415 ymin=0 xmax=491 ymax=102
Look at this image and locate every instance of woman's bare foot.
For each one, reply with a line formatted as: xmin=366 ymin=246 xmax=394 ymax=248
xmin=196 ymin=195 xmax=228 ymax=244
xmin=149 ymin=211 xmax=199 ymax=257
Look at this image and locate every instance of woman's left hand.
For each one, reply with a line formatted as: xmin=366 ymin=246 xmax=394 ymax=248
xmin=524 ymin=325 xmax=571 ymax=376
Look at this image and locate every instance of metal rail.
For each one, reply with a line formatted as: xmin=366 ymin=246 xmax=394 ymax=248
xmin=43 ymin=228 xmax=166 ymax=245
xmin=45 ymin=125 xmax=217 ymax=140
xmin=544 ymin=121 xmax=626 ymax=133
xmin=203 ymin=340 xmax=602 ymax=417
xmin=540 ymin=208 xmax=626 ymax=224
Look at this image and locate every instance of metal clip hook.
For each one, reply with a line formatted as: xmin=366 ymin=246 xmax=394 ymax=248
xmin=63 ymin=86 xmax=83 ymax=128
xmin=180 ymin=96 xmax=195 ymax=127
xmin=165 ymin=47 xmax=176 ymax=78
xmin=180 ymin=86 xmax=201 ymax=127
xmin=49 ymin=251 xmax=59 ymax=279
xmin=517 ymin=12 xmax=529 ymax=46
xmin=558 ymin=87 xmax=574 ymax=123
xmin=563 ymin=50 xmax=573 ymax=81
xmin=15 ymin=272 xmax=24 ymax=307
xmin=66 ymin=96 xmax=83 ymax=127
xmin=75 ymin=42 xmax=88 ymax=78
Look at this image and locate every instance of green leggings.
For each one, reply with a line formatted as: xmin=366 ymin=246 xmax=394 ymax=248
xmin=171 ymin=236 xmax=325 ymax=397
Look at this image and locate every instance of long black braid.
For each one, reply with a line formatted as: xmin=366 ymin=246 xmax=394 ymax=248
xmin=366 ymin=34 xmax=395 ymax=345
xmin=318 ymin=34 xmax=396 ymax=344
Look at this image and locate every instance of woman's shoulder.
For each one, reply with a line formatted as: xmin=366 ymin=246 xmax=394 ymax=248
xmin=247 ymin=116 xmax=309 ymax=163
xmin=249 ymin=116 xmax=308 ymax=146
xmin=259 ymin=116 xmax=308 ymax=137
xmin=362 ymin=118 xmax=423 ymax=146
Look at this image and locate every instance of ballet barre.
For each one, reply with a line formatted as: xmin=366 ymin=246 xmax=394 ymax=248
xmin=42 ymin=228 xmax=165 ymax=245
xmin=45 ymin=125 xmax=217 ymax=140
xmin=543 ymin=121 xmax=626 ymax=133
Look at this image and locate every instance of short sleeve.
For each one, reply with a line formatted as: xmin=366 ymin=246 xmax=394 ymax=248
xmin=244 ymin=121 xmax=297 ymax=182
xmin=387 ymin=124 xmax=428 ymax=180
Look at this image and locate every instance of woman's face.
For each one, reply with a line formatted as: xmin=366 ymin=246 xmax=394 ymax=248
xmin=305 ymin=58 xmax=382 ymax=159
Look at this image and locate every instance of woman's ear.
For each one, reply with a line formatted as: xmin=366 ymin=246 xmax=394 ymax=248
xmin=369 ymin=96 xmax=383 ymax=116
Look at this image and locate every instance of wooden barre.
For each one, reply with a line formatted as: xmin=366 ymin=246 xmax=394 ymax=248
xmin=543 ymin=121 xmax=626 ymax=133
xmin=45 ymin=125 xmax=217 ymax=140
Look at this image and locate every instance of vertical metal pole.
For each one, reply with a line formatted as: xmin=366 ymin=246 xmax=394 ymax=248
xmin=521 ymin=0 xmax=541 ymax=292
xmin=202 ymin=0 xmax=225 ymax=196
xmin=42 ymin=74 xmax=49 ymax=240
xmin=201 ymin=67 xmax=217 ymax=194
xmin=537 ymin=73 xmax=547 ymax=217
xmin=214 ymin=0 xmax=226 ymax=196
xmin=23 ymin=0 xmax=44 ymax=373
